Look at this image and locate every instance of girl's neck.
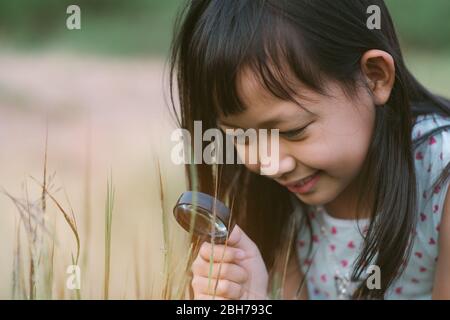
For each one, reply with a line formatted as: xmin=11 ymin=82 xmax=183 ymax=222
xmin=323 ymin=177 xmax=371 ymax=220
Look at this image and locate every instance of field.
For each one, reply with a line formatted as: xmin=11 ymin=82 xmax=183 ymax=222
xmin=1 ymin=0 xmax=450 ymax=300
xmin=0 ymin=51 xmax=191 ymax=299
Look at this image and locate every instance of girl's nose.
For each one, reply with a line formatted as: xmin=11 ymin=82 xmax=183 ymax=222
xmin=260 ymin=155 xmax=296 ymax=179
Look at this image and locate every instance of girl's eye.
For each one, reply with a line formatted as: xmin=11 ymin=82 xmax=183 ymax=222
xmin=280 ymin=125 xmax=308 ymax=139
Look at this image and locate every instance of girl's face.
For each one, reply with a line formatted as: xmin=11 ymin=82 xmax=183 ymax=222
xmin=218 ymin=69 xmax=376 ymax=209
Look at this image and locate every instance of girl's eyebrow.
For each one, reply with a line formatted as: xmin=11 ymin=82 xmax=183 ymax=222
xmin=256 ymin=117 xmax=286 ymax=129
xmin=217 ymin=118 xmax=284 ymax=129
xmin=218 ymin=110 xmax=312 ymax=129
xmin=216 ymin=120 xmax=236 ymax=128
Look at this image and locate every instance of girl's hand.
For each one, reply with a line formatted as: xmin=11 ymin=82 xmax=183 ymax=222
xmin=191 ymin=225 xmax=269 ymax=300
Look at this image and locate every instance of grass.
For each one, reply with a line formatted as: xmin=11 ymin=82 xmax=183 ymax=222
xmin=1 ymin=125 xmax=90 ymax=299
xmin=3 ymin=135 xmax=80 ymax=299
xmin=1 ymin=120 xmax=325 ymax=301
xmin=2 ymin=125 xmax=56 ymax=299
xmin=155 ymin=157 xmax=170 ymax=299
xmin=1 ymin=122 xmax=204 ymax=300
xmin=33 ymin=178 xmax=81 ymax=266
xmin=154 ymin=154 xmax=200 ymax=300
xmin=104 ymin=171 xmax=115 ymax=300
xmin=82 ymin=117 xmax=92 ymax=275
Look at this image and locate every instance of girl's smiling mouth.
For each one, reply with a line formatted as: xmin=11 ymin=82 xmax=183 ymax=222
xmin=284 ymin=170 xmax=322 ymax=194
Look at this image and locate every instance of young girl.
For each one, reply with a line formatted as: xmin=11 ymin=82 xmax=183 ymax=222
xmin=169 ymin=0 xmax=450 ymax=299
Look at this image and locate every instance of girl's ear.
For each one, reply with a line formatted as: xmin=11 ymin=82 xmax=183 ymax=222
xmin=360 ymin=49 xmax=395 ymax=105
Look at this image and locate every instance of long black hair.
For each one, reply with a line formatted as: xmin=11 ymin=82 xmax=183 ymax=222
xmin=169 ymin=0 xmax=450 ymax=299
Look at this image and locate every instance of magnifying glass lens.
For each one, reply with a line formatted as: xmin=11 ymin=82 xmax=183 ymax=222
xmin=173 ymin=192 xmax=230 ymax=243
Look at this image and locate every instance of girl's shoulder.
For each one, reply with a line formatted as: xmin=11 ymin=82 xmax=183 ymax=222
xmin=412 ymin=112 xmax=450 ymax=189
xmin=412 ymin=112 xmax=450 ymax=234
xmin=383 ymin=113 xmax=450 ymax=299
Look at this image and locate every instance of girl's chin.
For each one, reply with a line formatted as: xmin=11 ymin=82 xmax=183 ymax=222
xmin=292 ymin=175 xmax=336 ymax=206
xmin=294 ymin=192 xmax=327 ymax=206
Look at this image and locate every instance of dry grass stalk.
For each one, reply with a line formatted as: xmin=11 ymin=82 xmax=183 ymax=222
xmin=104 ymin=171 xmax=115 ymax=299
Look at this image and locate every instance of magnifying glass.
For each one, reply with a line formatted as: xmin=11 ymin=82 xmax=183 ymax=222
xmin=173 ymin=191 xmax=231 ymax=244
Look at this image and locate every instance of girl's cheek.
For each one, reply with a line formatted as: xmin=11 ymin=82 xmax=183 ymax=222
xmin=303 ymin=125 xmax=349 ymax=167
xmin=289 ymin=138 xmax=330 ymax=171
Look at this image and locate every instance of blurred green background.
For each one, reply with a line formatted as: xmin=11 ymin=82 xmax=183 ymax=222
xmin=0 ymin=0 xmax=449 ymax=96
xmin=0 ymin=0 xmax=180 ymax=56
xmin=0 ymin=0 xmax=450 ymax=56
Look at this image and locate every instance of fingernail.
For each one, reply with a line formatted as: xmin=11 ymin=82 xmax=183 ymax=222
xmin=236 ymin=250 xmax=246 ymax=260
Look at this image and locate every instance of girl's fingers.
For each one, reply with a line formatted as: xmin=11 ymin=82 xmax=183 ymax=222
xmin=198 ymin=242 xmax=246 ymax=263
xmin=192 ymin=276 xmax=244 ymax=299
xmin=227 ymin=225 xmax=258 ymax=254
xmin=191 ymin=261 xmax=248 ymax=284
